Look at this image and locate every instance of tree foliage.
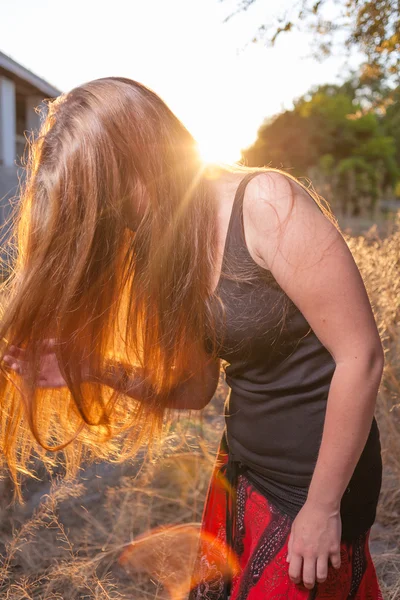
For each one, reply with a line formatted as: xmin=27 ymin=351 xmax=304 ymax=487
xmin=222 ymin=0 xmax=400 ymax=86
xmin=242 ymin=80 xmax=400 ymax=216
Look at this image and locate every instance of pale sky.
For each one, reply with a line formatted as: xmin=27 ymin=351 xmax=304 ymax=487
xmin=1 ymin=0 xmax=362 ymax=163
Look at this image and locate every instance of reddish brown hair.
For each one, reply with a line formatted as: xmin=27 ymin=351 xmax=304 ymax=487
xmin=0 ymin=77 xmax=223 ymax=498
xmin=0 ymin=77 xmax=338 ymax=500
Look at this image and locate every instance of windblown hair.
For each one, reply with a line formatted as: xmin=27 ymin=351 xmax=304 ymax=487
xmin=0 ymin=77 xmax=339 ymax=500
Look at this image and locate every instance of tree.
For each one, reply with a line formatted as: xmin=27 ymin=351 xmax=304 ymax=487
xmin=221 ymin=0 xmax=400 ymax=88
xmin=383 ymin=86 xmax=400 ymax=166
xmin=241 ymin=80 xmax=399 ymax=216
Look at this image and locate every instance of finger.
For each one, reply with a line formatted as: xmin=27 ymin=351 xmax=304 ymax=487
xmin=2 ymin=356 xmax=13 ymax=370
xmin=7 ymin=345 xmax=26 ymax=358
xmin=329 ymin=550 xmax=341 ymax=570
xmin=41 ymin=338 xmax=58 ymax=347
xmin=302 ymin=556 xmax=316 ymax=590
xmin=8 ymin=338 xmax=61 ymax=356
xmin=286 ymin=533 xmax=292 ymax=562
xmin=288 ymin=554 xmax=302 ymax=585
xmin=40 ymin=338 xmax=61 ymax=352
xmin=316 ymin=554 xmax=329 ymax=583
xmin=3 ymin=355 xmax=18 ymax=368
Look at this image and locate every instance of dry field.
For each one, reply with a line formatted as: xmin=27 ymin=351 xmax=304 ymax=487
xmin=0 ymin=211 xmax=399 ymax=600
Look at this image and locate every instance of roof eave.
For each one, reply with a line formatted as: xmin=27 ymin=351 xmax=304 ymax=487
xmin=0 ymin=51 xmax=61 ymax=98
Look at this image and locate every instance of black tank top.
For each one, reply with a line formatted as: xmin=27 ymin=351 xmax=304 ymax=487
xmin=206 ymin=171 xmax=382 ymax=542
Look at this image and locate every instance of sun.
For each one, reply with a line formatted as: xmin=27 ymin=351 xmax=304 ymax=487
xmin=198 ymin=141 xmax=241 ymax=163
xmin=197 ymin=138 xmax=243 ymax=166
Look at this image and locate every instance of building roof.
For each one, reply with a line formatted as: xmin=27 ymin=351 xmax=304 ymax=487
xmin=0 ymin=50 xmax=61 ymax=98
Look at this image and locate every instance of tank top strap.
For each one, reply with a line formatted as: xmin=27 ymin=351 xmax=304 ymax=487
xmin=221 ymin=171 xmax=264 ymax=272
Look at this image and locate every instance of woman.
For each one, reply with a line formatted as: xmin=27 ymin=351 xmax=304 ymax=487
xmin=1 ymin=77 xmax=384 ymax=599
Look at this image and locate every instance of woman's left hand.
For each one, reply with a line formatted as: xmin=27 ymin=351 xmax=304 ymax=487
xmin=2 ymin=340 xmax=96 ymax=387
xmin=286 ymin=499 xmax=342 ymax=589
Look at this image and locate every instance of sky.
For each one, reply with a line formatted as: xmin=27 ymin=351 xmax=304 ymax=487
xmin=1 ymin=0 xmax=362 ymax=163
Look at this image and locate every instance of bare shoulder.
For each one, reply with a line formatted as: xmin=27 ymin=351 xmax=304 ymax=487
xmin=245 ymin=170 xmax=324 ymax=228
xmin=243 ymin=170 xmax=340 ymax=272
xmin=241 ymin=170 xmax=384 ymax=364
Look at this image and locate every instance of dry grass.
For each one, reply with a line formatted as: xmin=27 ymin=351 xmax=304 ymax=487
xmin=344 ymin=214 xmax=400 ymax=599
xmin=1 ymin=212 xmax=400 ymax=599
xmin=0 ymin=397 xmax=227 ymax=600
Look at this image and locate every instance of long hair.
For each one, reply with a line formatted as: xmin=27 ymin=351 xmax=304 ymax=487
xmin=0 ymin=77 xmax=339 ymax=500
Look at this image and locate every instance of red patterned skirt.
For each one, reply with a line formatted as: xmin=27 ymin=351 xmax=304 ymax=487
xmin=188 ymin=433 xmax=383 ymax=600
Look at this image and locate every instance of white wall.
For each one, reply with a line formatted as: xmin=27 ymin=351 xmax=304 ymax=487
xmin=0 ymin=76 xmax=16 ymax=167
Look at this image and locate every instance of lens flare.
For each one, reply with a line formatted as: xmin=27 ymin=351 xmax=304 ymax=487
xmin=118 ymin=454 xmax=240 ymax=599
xmin=119 ymin=522 xmax=240 ymax=600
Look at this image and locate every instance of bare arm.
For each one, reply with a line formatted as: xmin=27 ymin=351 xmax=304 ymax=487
xmin=247 ymin=172 xmax=384 ymax=505
xmin=245 ymin=172 xmax=384 ymax=586
xmin=89 ymin=354 xmax=221 ymax=411
xmin=3 ymin=340 xmax=221 ymax=411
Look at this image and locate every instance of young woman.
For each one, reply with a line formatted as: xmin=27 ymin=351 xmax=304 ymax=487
xmin=1 ymin=77 xmax=384 ymax=599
